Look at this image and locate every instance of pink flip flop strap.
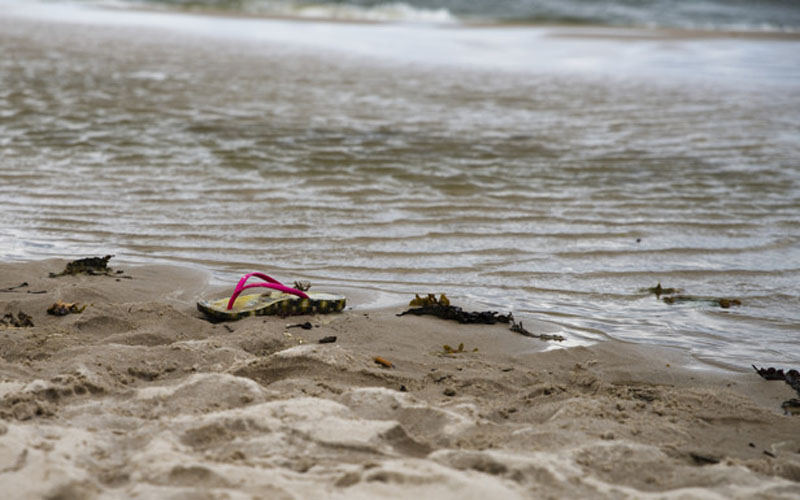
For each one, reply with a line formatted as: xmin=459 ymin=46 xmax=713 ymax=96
xmin=226 ymin=272 xmax=309 ymax=310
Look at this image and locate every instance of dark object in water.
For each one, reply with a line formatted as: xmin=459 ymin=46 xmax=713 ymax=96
xmin=0 ymin=312 xmax=34 ymax=328
xmin=644 ymin=283 xmax=741 ymax=308
xmin=753 ymin=365 xmax=800 ymax=415
xmin=319 ymin=336 xmax=337 ymax=344
xmin=662 ymin=295 xmax=742 ymax=308
xmin=645 ymin=282 xmax=681 ymax=298
xmin=50 ymin=255 xmax=119 ymax=277
xmin=288 ymin=321 xmax=313 ymax=330
xmin=46 ymin=300 xmax=86 ymax=316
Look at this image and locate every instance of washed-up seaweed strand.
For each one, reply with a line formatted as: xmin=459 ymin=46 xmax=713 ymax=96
xmin=397 ymin=294 xmax=566 ymax=342
xmin=753 ymin=366 xmax=800 ymax=397
xmin=510 ymin=315 xmax=566 ymax=342
xmin=753 ymin=366 xmax=800 ymax=415
xmin=397 ymin=304 xmax=511 ymax=325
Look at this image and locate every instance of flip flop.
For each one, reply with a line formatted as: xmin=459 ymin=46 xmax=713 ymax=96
xmin=197 ymin=272 xmax=346 ymax=321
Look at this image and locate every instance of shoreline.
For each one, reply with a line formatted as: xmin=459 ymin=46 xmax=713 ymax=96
xmin=49 ymin=1 xmax=800 ymax=41
xmin=1 ymin=258 xmax=798 ymax=498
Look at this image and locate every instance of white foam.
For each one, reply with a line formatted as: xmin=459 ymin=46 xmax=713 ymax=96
xmin=268 ymin=1 xmax=457 ymax=24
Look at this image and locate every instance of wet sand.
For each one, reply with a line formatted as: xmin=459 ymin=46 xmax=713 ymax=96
xmin=0 ymin=259 xmax=798 ymax=498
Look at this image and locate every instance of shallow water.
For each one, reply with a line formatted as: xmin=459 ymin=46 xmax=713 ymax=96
xmin=1 ymin=1 xmax=799 ymax=369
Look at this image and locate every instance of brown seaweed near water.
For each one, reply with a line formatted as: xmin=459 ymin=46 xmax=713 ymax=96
xmin=398 ymin=294 xmax=564 ymax=341
xmin=398 ymin=300 xmax=511 ymax=325
xmin=0 ymin=312 xmax=34 ymax=328
xmin=662 ymin=295 xmax=742 ymax=308
xmin=49 ymin=255 xmax=124 ymax=278
xmin=644 ymin=283 xmax=741 ymax=308
xmin=510 ymin=316 xmax=566 ymax=341
xmin=752 ymin=365 xmax=800 ymax=414
xmin=643 ymin=282 xmax=681 ymax=298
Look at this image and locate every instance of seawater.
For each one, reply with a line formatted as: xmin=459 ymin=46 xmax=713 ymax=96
xmin=1 ymin=1 xmax=799 ymax=369
xmin=62 ymin=0 xmax=800 ymax=32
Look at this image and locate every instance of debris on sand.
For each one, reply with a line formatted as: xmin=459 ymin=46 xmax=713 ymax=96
xmin=374 ymin=356 xmax=394 ymax=368
xmin=49 ymin=255 xmax=124 ymax=278
xmin=47 ymin=300 xmax=86 ymax=316
xmin=752 ymin=365 xmax=800 ymax=415
xmin=398 ymin=294 xmax=511 ymax=325
xmin=510 ymin=316 xmax=565 ymax=342
xmin=441 ymin=343 xmax=477 ymax=355
xmin=399 ymin=294 xmax=565 ymax=342
xmin=0 ymin=282 xmax=46 ymax=294
xmin=0 ymin=312 xmax=34 ymax=328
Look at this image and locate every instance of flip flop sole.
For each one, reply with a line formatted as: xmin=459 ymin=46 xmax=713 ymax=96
xmin=198 ymin=291 xmax=346 ymax=321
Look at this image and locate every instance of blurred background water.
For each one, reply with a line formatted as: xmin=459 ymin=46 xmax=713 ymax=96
xmin=1 ymin=0 xmax=799 ymax=368
xmin=63 ymin=0 xmax=800 ymax=31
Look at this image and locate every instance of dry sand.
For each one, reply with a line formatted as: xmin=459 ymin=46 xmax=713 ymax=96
xmin=0 ymin=259 xmax=798 ymax=499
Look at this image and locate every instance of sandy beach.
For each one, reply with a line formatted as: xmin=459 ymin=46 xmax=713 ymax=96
xmin=0 ymin=259 xmax=798 ymax=499
xmin=2 ymin=0 xmax=800 ymax=496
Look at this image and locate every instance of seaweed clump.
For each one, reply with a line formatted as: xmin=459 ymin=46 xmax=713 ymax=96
xmin=398 ymin=294 xmax=565 ymax=342
xmin=50 ymin=255 xmax=122 ymax=278
xmin=752 ymin=365 xmax=800 ymax=415
xmin=399 ymin=294 xmax=510 ymax=325
xmin=644 ymin=283 xmax=741 ymax=309
xmin=0 ymin=312 xmax=34 ymax=328
xmin=644 ymin=283 xmax=682 ymax=298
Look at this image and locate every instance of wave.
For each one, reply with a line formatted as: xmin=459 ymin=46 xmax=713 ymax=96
xmin=95 ymin=0 xmax=458 ymax=23
xmin=51 ymin=0 xmax=800 ymax=32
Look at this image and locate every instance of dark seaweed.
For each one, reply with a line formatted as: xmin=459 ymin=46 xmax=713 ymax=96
xmin=398 ymin=304 xmax=511 ymax=325
xmin=753 ymin=365 xmax=800 ymax=414
xmin=781 ymin=399 xmax=800 ymax=415
xmin=398 ymin=295 xmax=564 ymax=342
xmin=663 ymin=295 xmax=741 ymax=308
xmin=644 ymin=283 xmax=741 ymax=308
xmin=690 ymin=452 xmax=720 ymax=465
xmin=0 ymin=312 xmax=34 ymax=328
xmin=509 ymin=316 xmax=566 ymax=342
xmin=0 ymin=283 xmax=46 ymax=294
xmin=49 ymin=255 xmax=119 ymax=277
xmin=644 ymin=282 xmax=680 ymax=298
